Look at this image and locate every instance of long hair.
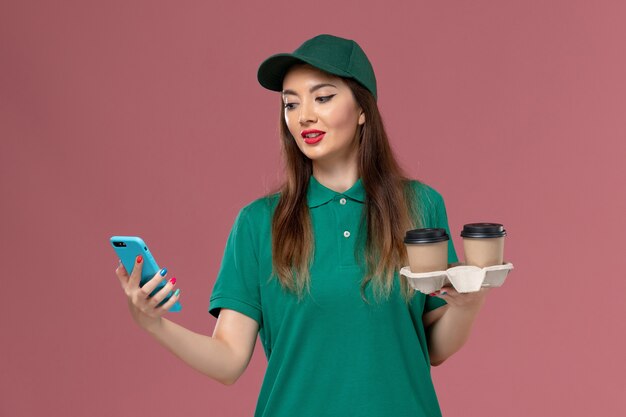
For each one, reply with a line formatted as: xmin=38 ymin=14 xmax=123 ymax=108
xmin=269 ymin=75 xmax=422 ymax=303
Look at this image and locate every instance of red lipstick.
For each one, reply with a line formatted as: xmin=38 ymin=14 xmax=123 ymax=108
xmin=301 ymin=129 xmax=325 ymax=144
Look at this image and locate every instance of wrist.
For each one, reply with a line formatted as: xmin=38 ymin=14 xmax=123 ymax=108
xmin=144 ymin=317 xmax=164 ymax=335
xmin=446 ymin=297 xmax=485 ymax=315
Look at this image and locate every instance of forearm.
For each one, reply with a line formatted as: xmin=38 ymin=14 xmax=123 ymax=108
xmin=147 ymin=318 xmax=242 ymax=385
xmin=427 ymin=300 xmax=485 ymax=365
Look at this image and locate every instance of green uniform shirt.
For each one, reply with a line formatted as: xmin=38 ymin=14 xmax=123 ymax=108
xmin=209 ymin=176 xmax=457 ymax=417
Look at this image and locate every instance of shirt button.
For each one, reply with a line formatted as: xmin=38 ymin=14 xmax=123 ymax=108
xmin=339 ymin=198 xmax=347 ymax=205
xmin=343 ymin=231 xmax=351 ymax=238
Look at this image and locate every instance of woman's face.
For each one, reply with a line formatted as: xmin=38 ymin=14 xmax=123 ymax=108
xmin=282 ymin=65 xmax=365 ymax=165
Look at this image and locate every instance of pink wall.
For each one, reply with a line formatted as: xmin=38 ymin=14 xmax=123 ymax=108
xmin=2 ymin=1 xmax=625 ymax=416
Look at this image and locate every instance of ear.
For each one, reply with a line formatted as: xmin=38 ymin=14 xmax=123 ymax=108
xmin=358 ymin=110 xmax=365 ymax=125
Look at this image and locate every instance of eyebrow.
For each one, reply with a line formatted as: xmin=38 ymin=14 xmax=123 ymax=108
xmin=282 ymin=83 xmax=338 ymax=97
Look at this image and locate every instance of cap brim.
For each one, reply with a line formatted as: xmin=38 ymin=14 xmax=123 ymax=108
xmin=257 ymin=53 xmax=353 ymax=92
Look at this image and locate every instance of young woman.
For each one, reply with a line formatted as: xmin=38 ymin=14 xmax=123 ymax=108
xmin=116 ymin=34 xmax=490 ymax=417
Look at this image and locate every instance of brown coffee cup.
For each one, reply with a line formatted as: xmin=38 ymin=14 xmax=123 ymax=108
xmin=461 ymin=223 xmax=507 ymax=268
xmin=404 ymin=228 xmax=449 ymax=273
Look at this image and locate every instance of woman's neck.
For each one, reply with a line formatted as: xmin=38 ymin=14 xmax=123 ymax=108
xmin=312 ymin=159 xmax=359 ymax=193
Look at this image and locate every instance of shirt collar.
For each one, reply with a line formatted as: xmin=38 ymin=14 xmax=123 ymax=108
xmin=306 ymin=176 xmax=366 ymax=208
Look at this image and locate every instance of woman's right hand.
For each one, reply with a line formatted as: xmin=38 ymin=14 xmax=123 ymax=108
xmin=115 ymin=256 xmax=180 ymax=333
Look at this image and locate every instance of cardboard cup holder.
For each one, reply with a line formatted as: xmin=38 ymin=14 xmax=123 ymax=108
xmin=400 ymin=262 xmax=514 ymax=294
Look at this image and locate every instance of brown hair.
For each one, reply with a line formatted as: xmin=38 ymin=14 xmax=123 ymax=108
xmin=269 ymin=74 xmax=422 ymax=303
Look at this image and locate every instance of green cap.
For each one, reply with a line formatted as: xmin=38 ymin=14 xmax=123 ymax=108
xmin=257 ymin=34 xmax=378 ymax=99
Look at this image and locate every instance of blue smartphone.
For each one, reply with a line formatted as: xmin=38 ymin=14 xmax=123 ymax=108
xmin=110 ymin=236 xmax=182 ymax=312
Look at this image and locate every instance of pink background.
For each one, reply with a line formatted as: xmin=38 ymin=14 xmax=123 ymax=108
xmin=2 ymin=1 xmax=625 ymax=416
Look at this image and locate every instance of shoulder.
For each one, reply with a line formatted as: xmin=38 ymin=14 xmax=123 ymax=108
xmin=237 ymin=192 xmax=280 ymax=223
xmin=407 ymin=179 xmax=445 ymax=207
xmin=226 ymin=193 xmax=280 ymax=243
xmin=406 ymin=179 xmax=449 ymax=228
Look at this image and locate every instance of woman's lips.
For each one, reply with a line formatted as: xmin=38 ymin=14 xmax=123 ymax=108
xmin=304 ymin=133 xmax=325 ymax=144
xmin=301 ymin=130 xmax=325 ymax=144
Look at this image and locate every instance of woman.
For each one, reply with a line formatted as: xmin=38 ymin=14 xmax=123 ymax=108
xmin=116 ymin=34 xmax=490 ymax=417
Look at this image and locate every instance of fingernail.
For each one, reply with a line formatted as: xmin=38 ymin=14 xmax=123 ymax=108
xmin=136 ymin=255 xmax=143 ymax=264
xmin=440 ymin=291 xmax=447 ymax=296
xmin=160 ymin=268 xmax=168 ymax=276
xmin=169 ymin=277 xmax=177 ymax=285
xmin=429 ymin=293 xmax=437 ymax=296
xmin=173 ymin=288 xmax=180 ymax=297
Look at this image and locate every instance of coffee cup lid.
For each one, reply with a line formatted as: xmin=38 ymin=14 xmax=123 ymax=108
xmin=460 ymin=223 xmax=507 ymax=238
xmin=404 ymin=228 xmax=450 ymax=244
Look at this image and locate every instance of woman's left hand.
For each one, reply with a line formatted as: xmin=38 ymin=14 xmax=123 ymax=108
xmin=430 ymin=286 xmax=491 ymax=310
xmin=425 ymin=286 xmax=492 ymax=365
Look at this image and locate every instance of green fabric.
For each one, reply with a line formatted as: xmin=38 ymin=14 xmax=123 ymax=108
xmin=257 ymin=34 xmax=378 ymax=99
xmin=209 ymin=176 xmax=457 ymax=417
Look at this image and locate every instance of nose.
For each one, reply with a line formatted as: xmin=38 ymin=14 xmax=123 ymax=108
xmin=298 ymin=100 xmax=317 ymax=125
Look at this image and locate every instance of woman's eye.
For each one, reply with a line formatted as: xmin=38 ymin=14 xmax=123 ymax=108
xmin=316 ymin=95 xmax=336 ymax=103
xmin=284 ymin=102 xmax=297 ymax=110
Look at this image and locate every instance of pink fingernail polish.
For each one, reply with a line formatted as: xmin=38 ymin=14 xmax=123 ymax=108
xmin=169 ymin=277 xmax=177 ymax=285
